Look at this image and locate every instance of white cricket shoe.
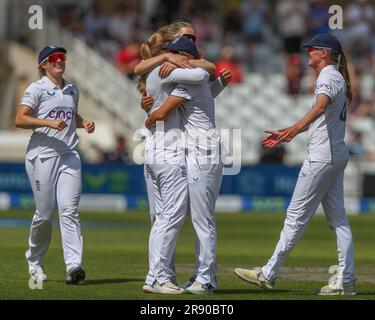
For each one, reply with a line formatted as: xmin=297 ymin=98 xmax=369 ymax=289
xmin=29 ymin=267 xmax=48 ymax=282
xmin=317 ymin=280 xmax=357 ymax=296
xmin=144 ymin=281 xmax=184 ymax=294
xmin=142 ymin=283 xmax=158 ymax=293
xmin=317 ymin=265 xmax=356 ymax=296
xmin=185 ymin=281 xmax=214 ymax=294
xmin=179 ymin=276 xmax=196 ymax=290
xmin=234 ymin=267 xmax=275 ymax=290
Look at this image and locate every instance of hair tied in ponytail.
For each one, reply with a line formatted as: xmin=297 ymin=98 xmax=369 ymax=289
xmin=337 ymin=53 xmax=342 ymax=69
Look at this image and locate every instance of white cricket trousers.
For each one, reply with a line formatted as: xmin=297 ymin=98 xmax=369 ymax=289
xmin=187 ymin=151 xmax=223 ymax=288
xmin=144 ymin=164 xmax=177 ymax=282
xmin=25 ymin=152 xmax=83 ymax=272
xmin=262 ymin=157 xmax=355 ymax=284
xmin=145 ymin=163 xmax=188 ymax=286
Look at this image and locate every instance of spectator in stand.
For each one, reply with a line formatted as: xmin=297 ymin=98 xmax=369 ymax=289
xmin=215 ymin=46 xmax=244 ymax=84
xmin=345 ymin=0 xmax=375 ymax=45
xmin=308 ymin=0 xmax=330 ymax=36
xmin=116 ymin=43 xmax=142 ymax=79
xmin=348 ymin=130 xmax=365 ymax=159
xmin=259 ymin=144 xmax=286 ymax=164
xmin=83 ymin=0 xmax=110 ymax=48
xmin=349 ymin=38 xmax=374 ymax=76
xmin=108 ymin=2 xmax=139 ymax=46
xmin=105 ymin=136 xmax=132 ymax=164
xmin=240 ymin=0 xmax=270 ymax=42
xmin=276 ymin=0 xmax=309 ymax=54
xmin=285 ymin=54 xmax=304 ymax=97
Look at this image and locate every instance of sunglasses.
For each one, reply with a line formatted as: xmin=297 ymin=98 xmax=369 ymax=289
xmin=45 ymin=53 xmax=67 ymax=63
xmin=182 ymin=33 xmax=197 ymax=43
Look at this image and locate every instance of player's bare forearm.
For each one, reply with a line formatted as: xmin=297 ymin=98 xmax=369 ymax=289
xmin=76 ymin=114 xmax=84 ymax=128
xmin=15 ymin=114 xmax=51 ymax=129
xmin=145 ymin=96 xmax=185 ymax=129
xmin=189 ymin=59 xmax=216 ymax=76
xmin=278 ymin=95 xmax=329 ymax=143
xmin=134 ymin=54 xmax=169 ymax=76
xmin=15 ymin=106 xmax=52 ymax=129
xmin=135 ymin=53 xmax=192 ymax=76
xmin=294 ymin=96 xmax=329 ymax=132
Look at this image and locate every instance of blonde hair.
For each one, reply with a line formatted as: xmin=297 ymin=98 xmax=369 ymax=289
xmin=39 ymin=64 xmax=46 ymax=78
xmin=329 ymin=51 xmax=352 ymax=103
xmin=137 ymin=30 xmax=167 ymax=95
xmin=168 ymin=21 xmax=195 ymax=38
xmin=137 ymin=21 xmax=196 ymax=95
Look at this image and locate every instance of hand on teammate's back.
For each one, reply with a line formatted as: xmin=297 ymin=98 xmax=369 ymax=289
xmin=166 ymin=53 xmax=192 ymax=69
xmin=219 ymin=68 xmax=232 ymax=85
xmin=141 ymin=93 xmax=154 ymax=112
xmin=159 ymin=62 xmax=177 ymax=78
xmin=49 ymin=119 xmax=67 ymax=131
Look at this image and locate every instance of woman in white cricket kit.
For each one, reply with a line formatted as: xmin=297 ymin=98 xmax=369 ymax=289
xmin=136 ymin=23 xmax=221 ymax=293
xmin=137 ymin=30 xmax=218 ymax=294
xmin=145 ymin=38 xmax=231 ymax=294
xmin=234 ymin=34 xmax=356 ymax=296
xmin=15 ymin=46 xmax=95 ymax=284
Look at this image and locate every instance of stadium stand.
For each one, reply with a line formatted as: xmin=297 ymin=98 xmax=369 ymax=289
xmin=1 ymin=0 xmax=375 ymax=173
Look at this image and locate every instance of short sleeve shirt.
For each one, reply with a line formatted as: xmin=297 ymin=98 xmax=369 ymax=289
xmin=307 ymin=65 xmax=349 ymax=163
xmin=20 ymin=76 xmax=80 ymax=159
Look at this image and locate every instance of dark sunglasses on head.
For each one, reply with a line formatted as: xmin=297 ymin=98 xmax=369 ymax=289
xmin=182 ymin=33 xmax=197 ymax=43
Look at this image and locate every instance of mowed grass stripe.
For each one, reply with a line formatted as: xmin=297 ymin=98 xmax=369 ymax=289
xmin=0 ymin=211 xmax=374 ymax=299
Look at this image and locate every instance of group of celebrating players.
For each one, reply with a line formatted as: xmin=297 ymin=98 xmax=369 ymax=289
xmin=16 ymin=19 xmax=356 ymax=296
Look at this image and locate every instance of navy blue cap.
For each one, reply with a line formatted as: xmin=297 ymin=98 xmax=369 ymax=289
xmin=302 ymin=33 xmax=342 ymax=53
xmin=38 ymin=45 xmax=67 ymax=64
xmin=164 ymin=37 xmax=199 ymax=59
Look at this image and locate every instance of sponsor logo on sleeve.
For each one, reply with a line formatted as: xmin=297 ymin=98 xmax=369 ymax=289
xmin=316 ymin=83 xmax=333 ymax=95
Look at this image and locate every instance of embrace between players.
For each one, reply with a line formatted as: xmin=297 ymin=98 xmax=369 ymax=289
xmin=16 ymin=19 xmax=356 ymax=296
xmin=136 ymin=22 xmax=356 ymax=296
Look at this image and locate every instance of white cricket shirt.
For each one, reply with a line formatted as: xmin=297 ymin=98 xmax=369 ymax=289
xmin=170 ymin=68 xmax=222 ymax=154
xmin=145 ymin=66 xmax=209 ymax=164
xmin=20 ymin=76 xmax=80 ymax=159
xmin=307 ymin=65 xmax=349 ymax=163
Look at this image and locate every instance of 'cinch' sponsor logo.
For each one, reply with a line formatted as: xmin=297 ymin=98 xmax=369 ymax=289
xmin=48 ymin=109 xmax=76 ymax=120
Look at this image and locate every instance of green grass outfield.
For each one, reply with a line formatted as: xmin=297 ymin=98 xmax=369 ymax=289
xmin=0 ymin=210 xmax=374 ymax=300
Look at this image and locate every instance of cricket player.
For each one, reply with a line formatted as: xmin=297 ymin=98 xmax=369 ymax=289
xmin=136 ymin=24 xmax=225 ymax=292
xmin=139 ymin=34 xmax=218 ymax=294
xmin=15 ymin=46 xmax=95 ymax=284
xmin=234 ymin=34 xmax=356 ymax=296
xmin=145 ymin=37 xmax=231 ymax=294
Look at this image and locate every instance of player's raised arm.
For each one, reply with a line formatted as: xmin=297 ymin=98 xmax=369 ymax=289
xmin=277 ymin=94 xmax=330 ymax=143
xmin=189 ymin=59 xmax=216 ymax=77
xmin=210 ymin=68 xmax=232 ymax=98
xmin=134 ymin=53 xmax=192 ymax=76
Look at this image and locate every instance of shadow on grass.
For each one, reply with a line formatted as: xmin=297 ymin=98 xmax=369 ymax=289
xmin=82 ymin=278 xmax=144 ymax=285
xmin=215 ymin=289 xmax=292 ymax=295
